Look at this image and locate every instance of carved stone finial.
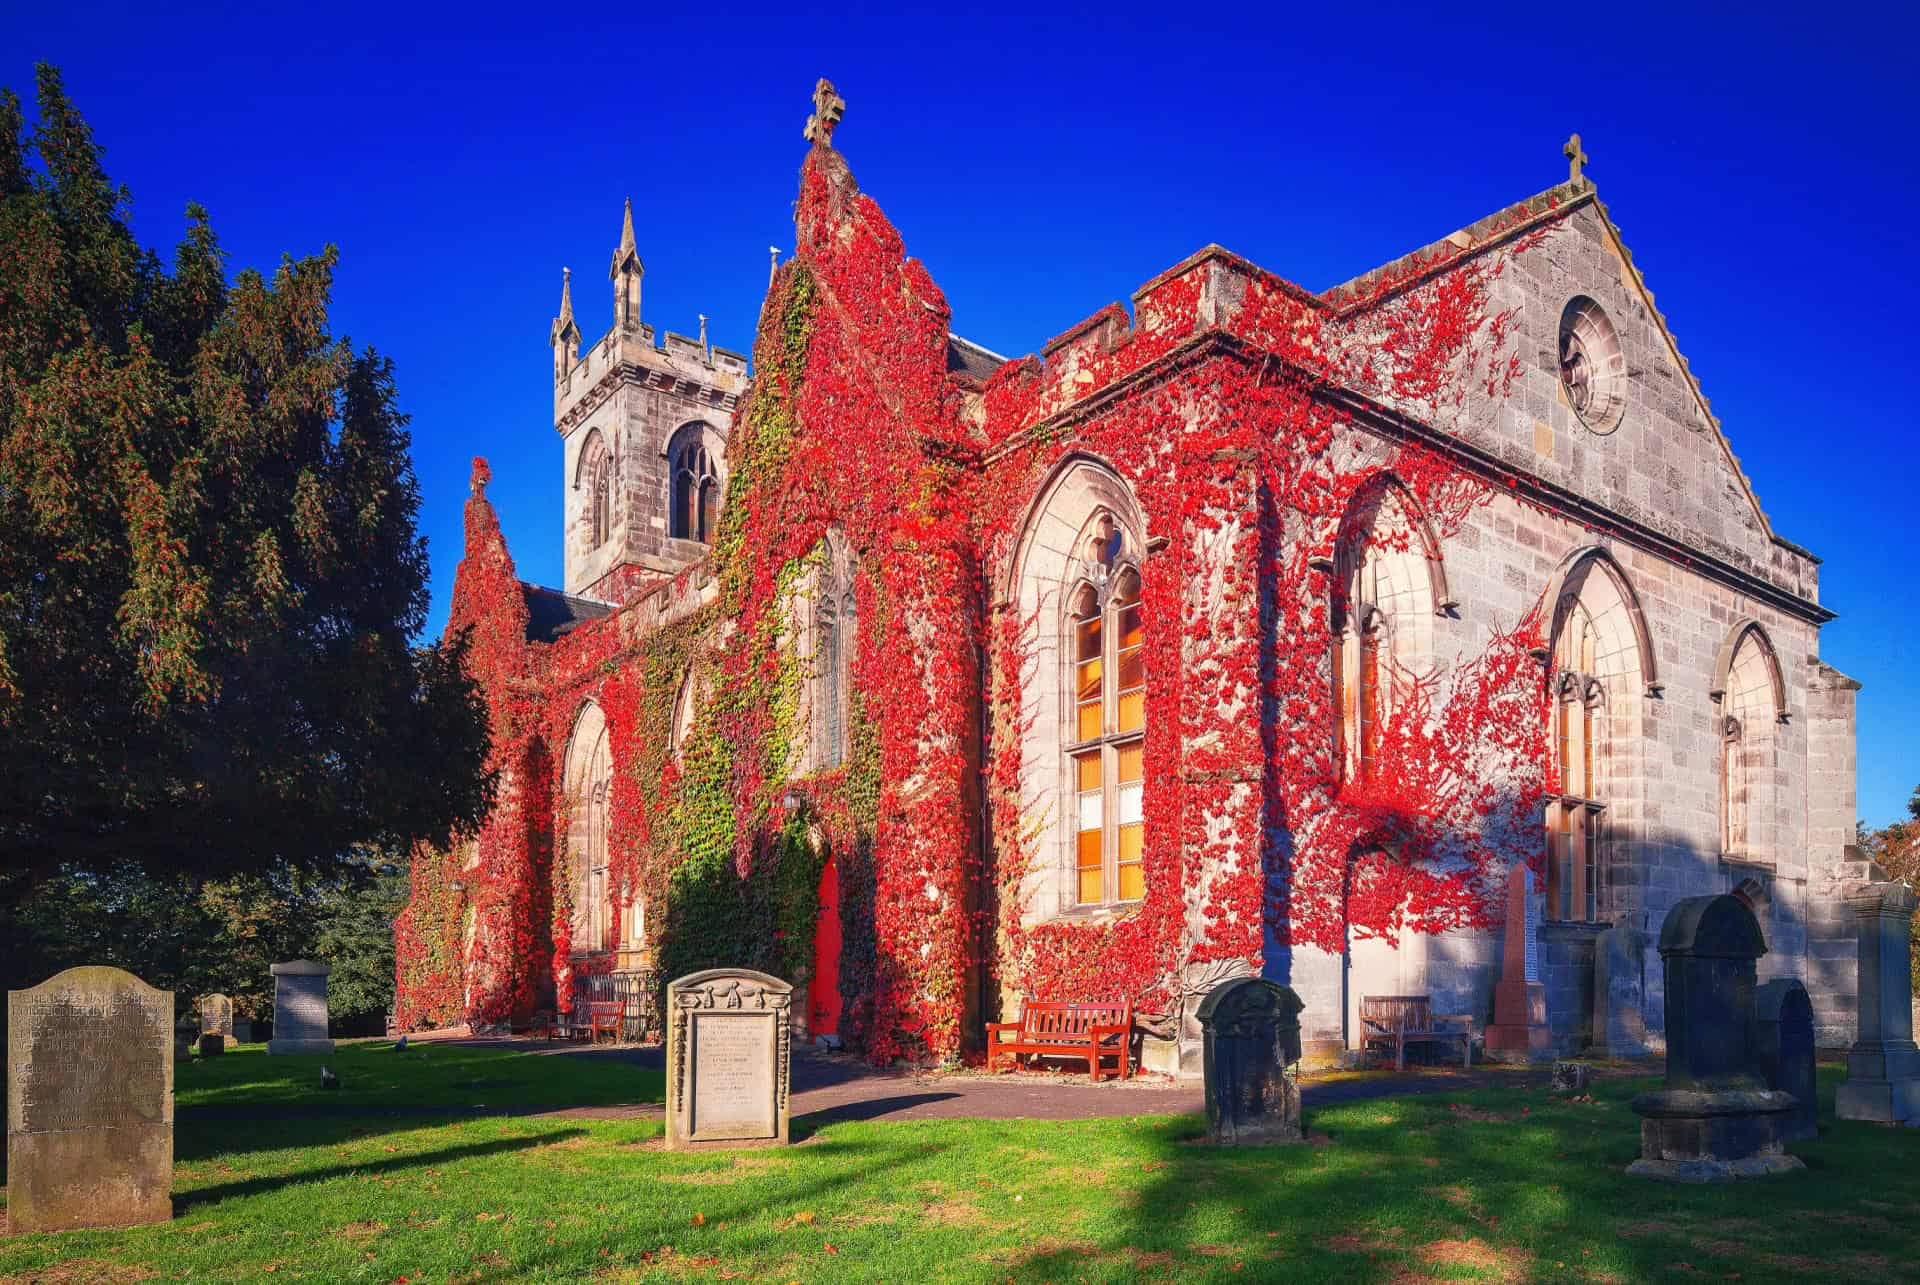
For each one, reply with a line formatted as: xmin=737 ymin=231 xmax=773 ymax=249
xmin=768 ymin=245 xmax=780 ymax=288
xmin=470 ymin=456 xmax=491 ymax=497
xmin=804 ymin=77 xmax=845 ymax=147
xmin=1564 ymin=132 xmax=1589 ymax=185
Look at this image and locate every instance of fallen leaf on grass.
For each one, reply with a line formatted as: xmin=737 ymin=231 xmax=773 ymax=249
xmin=789 ymin=1211 xmax=816 ymax=1226
xmin=824 ymin=1242 xmax=839 ymax=1255
xmin=691 ymin=1211 xmax=706 ymax=1226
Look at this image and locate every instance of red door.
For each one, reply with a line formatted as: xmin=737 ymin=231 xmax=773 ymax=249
xmin=809 ymin=853 xmax=843 ymax=1039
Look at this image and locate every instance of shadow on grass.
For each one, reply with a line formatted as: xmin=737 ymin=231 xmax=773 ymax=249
xmin=792 ymin=1092 xmax=964 ymax=1136
xmin=1003 ymin=1067 xmax=1916 ymax=1284
xmin=173 ymin=1125 xmax=588 ymax=1214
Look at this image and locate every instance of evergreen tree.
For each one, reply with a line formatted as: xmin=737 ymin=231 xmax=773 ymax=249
xmin=0 ymin=66 xmax=492 ymax=902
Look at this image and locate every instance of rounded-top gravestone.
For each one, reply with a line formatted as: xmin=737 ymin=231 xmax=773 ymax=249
xmin=665 ymin=968 xmax=793 ymax=1150
xmin=1195 ymin=976 xmax=1306 ymax=1145
xmin=267 ymin=961 xmax=334 ymax=1056
xmin=6 ymin=966 xmax=173 ymax=1232
xmin=1655 ymin=894 xmax=1768 ymax=1091
xmin=1751 ymin=978 xmax=1816 ymax=1141
xmin=1628 ymin=895 xmax=1802 ymax=1182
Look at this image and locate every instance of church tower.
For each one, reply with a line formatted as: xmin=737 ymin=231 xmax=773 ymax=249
xmin=550 ymin=199 xmax=749 ymax=604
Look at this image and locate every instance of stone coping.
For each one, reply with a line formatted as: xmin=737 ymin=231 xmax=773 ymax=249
xmin=270 ymin=960 xmax=331 ymax=977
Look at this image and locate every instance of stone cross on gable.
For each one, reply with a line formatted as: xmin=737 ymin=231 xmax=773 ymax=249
xmin=804 ymin=78 xmax=846 ymax=147
xmin=1564 ymin=133 xmax=1589 ymax=185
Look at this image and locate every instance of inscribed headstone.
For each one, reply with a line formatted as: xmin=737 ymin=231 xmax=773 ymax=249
xmin=6 ymin=966 xmax=173 ymax=1232
xmin=198 ymin=993 xmax=234 ymax=1043
xmin=267 ymin=960 xmax=334 ymax=1055
xmin=1195 ymin=977 xmax=1306 ymax=1145
xmin=665 ymin=968 xmax=792 ymax=1149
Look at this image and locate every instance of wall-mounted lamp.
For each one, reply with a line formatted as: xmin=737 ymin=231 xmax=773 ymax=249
xmin=781 ymin=790 xmax=804 ymax=814
xmin=449 ymin=879 xmax=467 ymax=894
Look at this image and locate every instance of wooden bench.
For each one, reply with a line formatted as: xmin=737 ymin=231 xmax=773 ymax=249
xmin=1359 ymin=995 xmax=1473 ymax=1071
xmin=986 ymin=1000 xmax=1133 ymax=1082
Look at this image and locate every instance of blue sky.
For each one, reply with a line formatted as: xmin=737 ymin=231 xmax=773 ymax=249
xmin=6 ymin=2 xmax=1915 ymax=823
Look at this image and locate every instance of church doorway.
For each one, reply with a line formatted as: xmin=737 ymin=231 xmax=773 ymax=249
xmin=809 ymin=852 xmax=843 ymax=1039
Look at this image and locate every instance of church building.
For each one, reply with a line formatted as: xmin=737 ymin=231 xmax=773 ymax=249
xmin=395 ymin=82 xmax=1864 ymax=1068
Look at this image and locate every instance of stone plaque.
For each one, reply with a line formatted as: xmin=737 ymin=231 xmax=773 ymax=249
xmin=199 ymin=993 xmax=234 ymax=1042
xmin=6 ymin=966 xmax=173 ymax=1232
xmin=666 ymin=968 xmax=792 ymax=1150
xmin=267 ymin=960 xmax=334 ymax=1055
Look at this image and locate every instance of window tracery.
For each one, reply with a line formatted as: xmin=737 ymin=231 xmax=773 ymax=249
xmin=1067 ymin=514 xmax=1145 ymax=905
xmin=669 ymin=427 xmax=721 ymax=543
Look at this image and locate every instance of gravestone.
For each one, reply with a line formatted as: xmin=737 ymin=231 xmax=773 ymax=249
xmin=199 ymin=993 xmax=234 ymax=1044
xmin=1551 ymin=1060 xmax=1592 ymax=1094
xmin=233 ymin=1017 xmax=253 ymax=1044
xmin=1751 ymin=978 xmax=1817 ymax=1141
xmin=1627 ymin=895 xmax=1802 ymax=1181
xmin=1591 ymin=918 xmax=1649 ymax=1057
xmin=267 ymin=960 xmax=334 ymax=1055
xmin=665 ymin=968 xmax=793 ymax=1150
xmin=6 ymin=966 xmax=173 ymax=1232
xmin=1835 ymin=881 xmax=1920 ymax=1124
xmin=197 ymin=1033 xmax=224 ymax=1057
xmin=1195 ymin=977 xmax=1306 ymax=1145
xmin=1486 ymin=864 xmax=1550 ymax=1061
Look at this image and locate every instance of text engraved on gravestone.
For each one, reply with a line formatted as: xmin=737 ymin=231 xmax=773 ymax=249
xmin=21 ymin=995 xmax=167 ymax=1131
xmin=692 ymin=1013 xmax=775 ymax=1140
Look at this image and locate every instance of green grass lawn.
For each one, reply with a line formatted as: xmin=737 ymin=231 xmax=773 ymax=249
xmin=2 ymin=1048 xmax=1915 ymax=1283
xmin=173 ymin=1041 xmax=665 ymax=1113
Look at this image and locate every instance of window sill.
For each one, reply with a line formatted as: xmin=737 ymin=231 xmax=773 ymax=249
xmin=1054 ymin=900 xmax=1144 ymax=924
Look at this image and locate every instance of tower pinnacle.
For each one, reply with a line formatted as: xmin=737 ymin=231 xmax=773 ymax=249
xmin=610 ymin=199 xmax=643 ymax=333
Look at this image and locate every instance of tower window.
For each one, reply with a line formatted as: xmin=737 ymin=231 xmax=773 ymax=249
xmin=671 ymin=437 xmax=719 ymax=543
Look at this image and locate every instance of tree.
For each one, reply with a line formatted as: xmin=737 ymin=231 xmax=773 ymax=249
xmin=0 ymin=65 xmax=492 ymax=901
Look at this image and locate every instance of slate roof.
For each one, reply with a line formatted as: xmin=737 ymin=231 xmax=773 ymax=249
xmin=521 ymin=582 xmax=613 ymax=643
xmin=947 ymin=333 xmax=1008 ymax=384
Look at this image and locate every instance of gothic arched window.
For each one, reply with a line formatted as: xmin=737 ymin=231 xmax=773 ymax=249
xmin=1717 ymin=623 xmax=1785 ymax=863
xmin=564 ymin=704 xmax=617 ymax=956
xmin=1068 ymin=514 xmax=1146 ymax=906
xmin=669 ymin=431 xmax=719 ymax=543
xmin=1331 ymin=479 xmax=1440 ymax=786
xmin=576 ymin=430 xmax=613 ymax=549
xmin=807 ymin=529 xmax=861 ymax=771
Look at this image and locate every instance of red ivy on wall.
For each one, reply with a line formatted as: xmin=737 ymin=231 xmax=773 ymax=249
xmin=397 ymin=136 xmax=1561 ymax=1057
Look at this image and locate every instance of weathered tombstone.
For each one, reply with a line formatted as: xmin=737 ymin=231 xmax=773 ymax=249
xmin=198 ymin=993 xmax=234 ymax=1044
xmin=1835 ymin=881 xmax=1920 ymax=1124
xmin=1591 ymin=918 xmax=1649 ymax=1057
xmin=266 ymin=960 xmax=334 ymax=1055
xmin=6 ymin=967 xmax=173 ymax=1232
xmin=196 ymin=1033 xmax=225 ymax=1058
xmin=665 ymin=968 xmax=793 ymax=1150
xmin=1627 ymin=895 xmax=1803 ymax=1181
xmin=1486 ymin=864 xmax=1550 ymax=1061
xmin=232 ymin=1016 xmax=253 ymax=1044
xmin=1551 ymin=1060 xmax=1592 ymax=1094
xmin=1751 ymin=979 xmax=1817 ymax=1141
xmin=1195 ymin=977 xmax=1306 ymax=1145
